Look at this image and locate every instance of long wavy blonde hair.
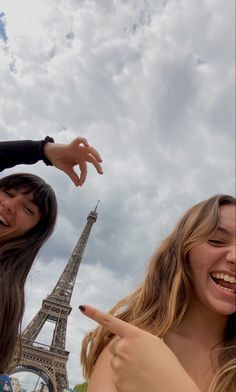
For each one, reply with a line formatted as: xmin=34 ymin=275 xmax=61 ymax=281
xmin=81 ymin=194 xmax=236 ymax=392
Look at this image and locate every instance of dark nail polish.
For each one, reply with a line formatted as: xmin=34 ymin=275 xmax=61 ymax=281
xmin=79 ymin=305 xmax=86 ymax=312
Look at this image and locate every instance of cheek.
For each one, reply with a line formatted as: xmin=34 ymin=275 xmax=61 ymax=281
xmin=188 ymin=248 xmax=210 ymax=287
xmin=27 ymin=218 xmax=39 ymax=232
xmin=18 ymin=212 xmax=39 ymax=233
xmin=188 ymin=248 xmax=199 ymax=275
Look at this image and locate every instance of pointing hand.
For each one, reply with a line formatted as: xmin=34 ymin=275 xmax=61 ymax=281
xmin=79 ymin=305 xmax=200 ymax=392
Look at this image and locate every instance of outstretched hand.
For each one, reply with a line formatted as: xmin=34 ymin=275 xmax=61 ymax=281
xmin=79 ymin=305 xmax=200 ymax=392
xmin=44 ymin=137 xmax=103 ymax=186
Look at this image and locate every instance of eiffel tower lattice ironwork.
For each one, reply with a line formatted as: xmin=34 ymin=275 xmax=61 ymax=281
xmin=10 ymin=205 xmax=99 ymax=392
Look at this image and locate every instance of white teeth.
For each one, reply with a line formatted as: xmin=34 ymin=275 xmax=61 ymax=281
xmin=0 ymin=215 xmax=9 ymax=226
xmin=211 ymin=272 xmax=236 ymax=284
xmin=218 ymin=285 xmax=234 ymax=293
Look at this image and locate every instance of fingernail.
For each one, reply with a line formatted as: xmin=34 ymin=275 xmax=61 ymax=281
xmin=79 ymin=305 xmax=86 ymax=312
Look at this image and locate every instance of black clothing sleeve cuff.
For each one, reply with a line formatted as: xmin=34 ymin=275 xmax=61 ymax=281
xmin=40 ymin=136 xmax=55 ymax=166
xmin=0 ymin=136 xmax=55 ymax=172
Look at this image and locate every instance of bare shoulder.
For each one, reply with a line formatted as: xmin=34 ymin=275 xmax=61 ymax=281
xmin=87 ymin=343 xmax=117 ymax=392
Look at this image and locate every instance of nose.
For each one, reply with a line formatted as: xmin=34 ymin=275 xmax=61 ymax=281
xmin=226 ymin=244 xmax=236 ymax=265
xmin=2 ymin=197 xmax=19 ymax=213
xmin=2 ymin=200 xmax=15 ymax=213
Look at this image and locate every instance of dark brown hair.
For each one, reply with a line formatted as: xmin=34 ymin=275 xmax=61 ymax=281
xmin=0 ymin=173 xmax=57 ymax=373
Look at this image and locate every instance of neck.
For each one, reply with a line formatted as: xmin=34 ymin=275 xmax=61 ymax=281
xmin=174 ymin=299 xmax=228 ymax=348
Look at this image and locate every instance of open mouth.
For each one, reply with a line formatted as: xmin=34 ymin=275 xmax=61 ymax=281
xmin=210 ymin=272 xmax=236 ymax=294
xmin=0 ymin=217 xmax=9 ymax=227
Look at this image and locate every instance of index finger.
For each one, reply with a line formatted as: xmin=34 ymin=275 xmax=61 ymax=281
xmin=85 ymin=154 xmax=104 ymax=174
xmin=72 ymin=138 xmax=103 ymax=162
xmin=79 ymin=305 xmax=138 ymax=338
xmin=87 ymin=145 xmax=103 ymax=162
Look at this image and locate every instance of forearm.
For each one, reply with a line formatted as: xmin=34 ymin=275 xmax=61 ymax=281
xmin=0 ymin=138 xmax=53 ymax=172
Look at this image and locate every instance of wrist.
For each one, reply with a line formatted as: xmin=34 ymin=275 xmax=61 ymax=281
xmin=41 ymin=136 xmax=54 ymax=166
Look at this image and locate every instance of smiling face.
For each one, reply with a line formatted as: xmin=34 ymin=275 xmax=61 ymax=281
xmin=188 ymin=204 xmax=236 ymax=315
xmin=0 ymin=188 xmax=41 ymax=243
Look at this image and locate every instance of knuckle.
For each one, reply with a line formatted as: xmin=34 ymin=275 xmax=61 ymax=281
xmin=118 ymin=339 xmax=129 ymax=354
xmin=102 ymin=315 xmax=112 ymax=327
xmin=110 ymin=355 xmax=121 ymax=370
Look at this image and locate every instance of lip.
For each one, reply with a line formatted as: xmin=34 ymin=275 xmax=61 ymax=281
xmin=209 ymin=274 xmax=236 ymax=299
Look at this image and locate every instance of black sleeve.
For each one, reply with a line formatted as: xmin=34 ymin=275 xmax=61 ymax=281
xmin=0 ymin=138 xmax=54 ymax=172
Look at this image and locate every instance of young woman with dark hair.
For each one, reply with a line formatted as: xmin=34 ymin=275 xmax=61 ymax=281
xmin=0 ymin=173 xmax=57 ymax=374
xmin=0 ymin=135 xmax=103 ymax=375
xmin=80 ymin=194 xmax=236 ymax=392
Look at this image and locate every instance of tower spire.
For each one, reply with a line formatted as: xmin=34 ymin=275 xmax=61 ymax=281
xmin=93 ymin=199 xmax=100 ymax=213
xmin=48 ymin=206 xmax=98 ymax=305
xmin=10 ymin=207 xmax=98 ymax=392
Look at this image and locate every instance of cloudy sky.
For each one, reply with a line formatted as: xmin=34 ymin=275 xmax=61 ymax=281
xmin=0 ymin=0 xmax=235 ymax=389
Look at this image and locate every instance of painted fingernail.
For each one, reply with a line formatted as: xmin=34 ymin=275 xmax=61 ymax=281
xmin=79 ymin=305 xmax=86 ymax=312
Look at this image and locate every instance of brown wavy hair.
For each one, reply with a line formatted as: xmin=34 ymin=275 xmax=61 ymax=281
xmin=0 ymin=173 xmax=57 ymax=374
xmin=81 ymin=194 xmax=236 ymax=392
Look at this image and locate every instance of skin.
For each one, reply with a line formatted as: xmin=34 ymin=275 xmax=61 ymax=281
xmin=188 ymin=204 xmax=236 ymax=316
xmin=80 ymin=305 xmax=200 ymax=392
xmin=0 ymin=136 xmax=103 ymax=241
xmin=0 ymin=188 xmax=40 ymax=244
xmin=164 ymin=204 xmax=236 ymax=391
xmin=44 ymin=137 xmax=103 ymax=186
xmin=81 ymin=204 xmax=236 ymax=392
xmin=0 ymin=137 xmax=103 ymax=239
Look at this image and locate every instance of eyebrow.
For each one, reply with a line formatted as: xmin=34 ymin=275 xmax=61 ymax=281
xmin=216 ymin=227 xmax=230 ymax=235
xmin=18 ymin=190 xmax=36 ymax=203
xmin=27 ymin=199 xmax=39 ymax=210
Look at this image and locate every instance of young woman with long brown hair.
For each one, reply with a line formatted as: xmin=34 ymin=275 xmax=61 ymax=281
xmin=0 ymin=173 xmax=57 ymax=375
xmin=80 ymin=194 xmax=236 ymax=392
xmin=0 ymin=135 xmax=103 ymax=375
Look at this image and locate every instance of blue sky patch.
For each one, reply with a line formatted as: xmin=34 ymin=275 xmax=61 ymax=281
xmin=0 ymin=12 xmax=8 ymax=43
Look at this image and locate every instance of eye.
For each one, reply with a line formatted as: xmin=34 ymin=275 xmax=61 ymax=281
xmin=3 ymin=190 xmax=13 ymax=197
xmin=23 ymin=205 xmax=34 ymax=215
xmin=208 ymin=239 xmax=226 ymax=247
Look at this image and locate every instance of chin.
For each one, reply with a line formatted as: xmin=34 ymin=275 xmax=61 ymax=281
xmin=209 ymin=303 xmax=236 ymax=316
xmin=218 ymin=308 xmax=235 ymax=316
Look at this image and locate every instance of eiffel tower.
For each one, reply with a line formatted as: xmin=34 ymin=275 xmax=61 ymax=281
xmin=9 ymin=204 xmax=99 ymax=392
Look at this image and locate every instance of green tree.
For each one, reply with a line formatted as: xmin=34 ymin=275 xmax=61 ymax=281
xmin=73 ymin=382 xmax=88 ymax=392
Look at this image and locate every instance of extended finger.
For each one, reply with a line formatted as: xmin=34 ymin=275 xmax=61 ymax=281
xmin=72 ymin=139 xmax=103 ymax=163
xmin=79 ymin=305 xmax=138 ymax=338
xmin=85 ymin=154 xmax=103 ymax=174
xmin=87 ymin=145 xmax=103 ymax=162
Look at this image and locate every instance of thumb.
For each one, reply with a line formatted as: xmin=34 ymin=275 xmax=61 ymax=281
xmin=79 ymin=305 xmax=138 ymax=338
xmin=63 ymin=168 xmax=80 ymax=186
